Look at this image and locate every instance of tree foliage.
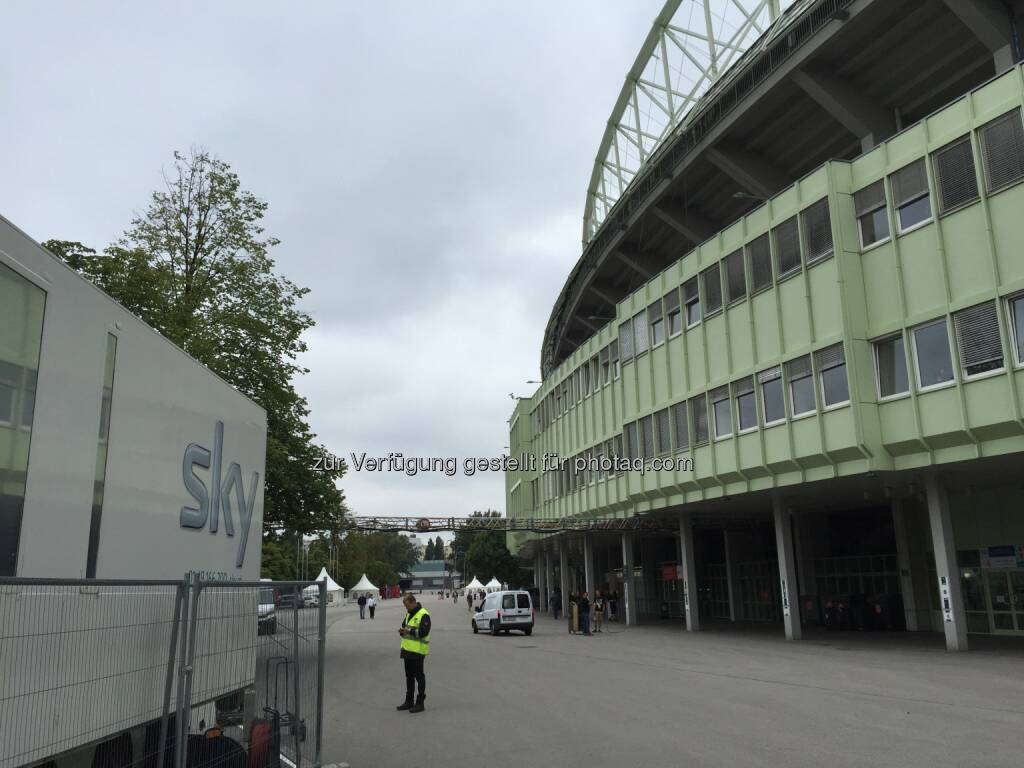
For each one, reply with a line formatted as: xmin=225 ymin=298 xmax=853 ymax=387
xmin=44 ymin=149 xmax=345 ymax=535
xmin=452 ymin=510 xmax=524 ymax=587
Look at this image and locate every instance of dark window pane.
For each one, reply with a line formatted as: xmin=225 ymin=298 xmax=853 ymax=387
xmin=914 ymin=320 xmax=954 ymax=387
xmin=713 ymin=395 xmax=732 ymax=437
xmin=821 ymin=364 xmax=849 ymax=406
xmin=980 ymin=110 xmax=1024 ymax=192
xmin=619 ymin=321 xmax=634 ymax=360
xmin=634 ymin=312 xmax=648 ymax=354
xmin=737 ymin=391 xmax=757 ymax=430
xmin=773 ymin=217 xmax=801 ymax=277
xmin=702 ymin=264 xmax=722 ymax=316
xmin=762 ymin=377 xmax=785 ymax=423
xmin=672 ymin=402 xmax=689 ymax=449
xmin=1011 ymin=296 xmax=1024 ymax=364
xmin=747 ymin=234 xmax=772 ymax=292
xmin=860 ymin=208 xmax=890 ymax=247
xmin=876 ymin=335 xmax=909 ymax=397
xmin=897 ymin=195 xmax=931 ymax=231
xmin=933 ymin=137 xmax=979 ymax=213
xmin=725 ymin=250 xmax=746 ymax=303
xmin=790 ymin=375 xmax=815 ymax=415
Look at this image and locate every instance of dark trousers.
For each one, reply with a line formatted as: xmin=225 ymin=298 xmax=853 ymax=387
xmin=403 ymin=653 xmax=426 ymax=702
xmin=369 ymin=606 xmax=375 ymax=619
xmin=580 ymin=612 xmax=591 ymax=634
xmin=359 ymin=605 xmax=365 ymax=619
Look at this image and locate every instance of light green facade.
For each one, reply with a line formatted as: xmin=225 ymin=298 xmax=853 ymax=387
xmin=508 ymin=65 xmax=1024 ymax=533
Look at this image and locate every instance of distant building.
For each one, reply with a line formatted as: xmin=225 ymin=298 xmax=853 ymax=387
xmin=405 ymin=560 xmax=460 ymax=591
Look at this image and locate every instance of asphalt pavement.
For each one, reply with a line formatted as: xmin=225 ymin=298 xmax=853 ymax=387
xmin=320 ymin=595 xmax=1024 ymax=768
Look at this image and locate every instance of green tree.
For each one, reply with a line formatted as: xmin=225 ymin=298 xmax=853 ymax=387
xmin=335 ymin=531 xmax=418 ymax=588
xmin=434 ymin=536 xmax=445 ymax=560
xmin=44 ymin=149 xmax=345 ymax=535
xmin=424 ymin=539 xmax=434 ymax=560
xmin=452 ymin=510 xmax=523 ymax=587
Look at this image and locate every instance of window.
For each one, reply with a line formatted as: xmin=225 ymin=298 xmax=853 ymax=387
xmin=724 ymin=249 xmax=746 ymax=303
xmin=87 ymin=333 xmax=118 ymax=578
xmin=891 ymin=159 xmax=931 ymax=232
xmin=815 ymin=343 xmax=849 ymax=407
xmin=613 ymin=435 xmax=624 ymax=472
xmin=639 ymin=415 xmax=655 ymax=459
xmin=691 ymin=395 xmax=709 ymax=445
xmin=655 ymin=408 xmax=671 ymax=454
xmin=671 ymin=401 xmax=689 ymax=450
xmin=502 ymin=594 xmax=516 ymax=610
xmin=0 ymin=362 xmax=15 ymax=425
xmin=20 ymin=369 xmax=37 ymax=430
xmin=590 ymin=356 xmax=600 ymax=394
xmin=600 ymin=346 xmax=610 ymax=385
xmin=855 ymin=180 xmax=889 ymax=248
xmin=802 ymin=198 xmax=833 ymax=263
xmin=874 ymin=334 xmax=909 ymax=398
xmin=664 ymin=289 xmax=682 ymax=336
xmin=759 ymin=367 xmax=785 ymax=424
xmin=619 ymin=320 xmax=634 ymax=361
xmin=733 ymin=376 xmax=756 ymax=431
xmin=786 ymin=356 xmax=816 ymax=416
xmin=683 ymin=278 xmax=700 ymax=327
xmin=953 ymin=301 xmax=1003 ymax=377
xmin=610 ymin=340 xmax=620 ymax=379
xmin=633 ymin=311 xmax=649 ymax=355
xmin=702 ymin=263 xmax=723 ymax=317
xmin=624 ymin=422 xmax=639 ymax=460
xmin=773 ymin=217 xmax=801 ymax=278
xmin=711 ymin=386 xmax=732 ymax=438
xmin=933 ymin=136 xmax=979 ymax=214
xmin=1009 ymin=295 xmax=1024 ymax=365
xmin=747 ymin=233 xmax=772 ymax=293
xmin=581 ymin=362 xmax=590 ymax=396
xmin=517 ymin=593 xmax=530 ymax=609
xmin=913 ymin=319 xmax=954 ymax=388
xmin=979 ymin=110 xmax=1024 ymax=193
xmin=648 ymin=300 xmax=665 ymax=346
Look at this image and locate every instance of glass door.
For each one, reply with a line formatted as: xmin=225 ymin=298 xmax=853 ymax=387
xmin=984 ymin=570 xmax=1024 ymax=634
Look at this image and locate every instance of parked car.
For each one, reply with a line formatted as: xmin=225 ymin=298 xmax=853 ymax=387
xmin=257 ymin=586 xmax=277 ymax=635
xmin=472 ymin=590 xmax=534 ymax=636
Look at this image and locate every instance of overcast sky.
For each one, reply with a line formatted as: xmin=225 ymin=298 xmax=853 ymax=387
xmin=1 ymin=1 xmax=663 ymax=520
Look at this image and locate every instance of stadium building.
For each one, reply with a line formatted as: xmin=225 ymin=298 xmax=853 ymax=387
xmin=505 ymin=0 xmax=1024 ymax=650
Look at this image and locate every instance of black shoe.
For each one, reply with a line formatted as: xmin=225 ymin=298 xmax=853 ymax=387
xmin=396 ymin=701 xmax=413 ymax=711
xmin=409 ymin=699 xmax=425 ymax=714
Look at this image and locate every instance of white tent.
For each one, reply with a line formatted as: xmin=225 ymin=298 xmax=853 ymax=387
xmin=485 ymin=577 xmax=502 ymax=592
xmin=304 ymin=567 xmax=344 ymax=605
xmin=348 ymin=573 xmax=378 ymax=601
xmin=465 ymin=576 xmax=484 ymax=591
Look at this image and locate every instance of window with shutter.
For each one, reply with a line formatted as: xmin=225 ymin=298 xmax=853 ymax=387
xmin=619 ymin=321 xmax=634 ymax=361
xmin=648 ymin=299 xmax=665 ymax=346
xmin=733 ymin=376 xmax=757 ymax=431
xmin=640 ymin=414 xmax=655 ymax=459
xmin=954 ymin=301 xmax=1004 ymax=377
xmin=1009 ymin=295 xmax=1024 ymax=366
xmin=802 ymin=198 xmax=833 ymax=263
xmin=610 ymin=340 xmax=620 ymax=379
xmin=912 ymin=319 xmax=954 ymax=388
xmin=854 ymin=180 xmax=890 ymax=248
xmin=786 ymin=355 xmax=815 ymax=415
xmin=890 ymin=159 xmax=931 ymax=232
xmin=633 ymin=311 xmax=648 ymax=355
xmin=683 ymin=278 xmax=700 ymax=327
xmin=747 ymin=233 xmax=772 ymax=293
xmin=600 ymin=346 xmax=610 ymax=385
xmin=980 ymin=110 xmax=1024 ymax=193
xmin=724 ymin=249 xmax=746 ymax=303
xmin=710 ymin=385 xmax=732 ymax=438
xmin=773 ymin=217 xmax=801 ymax=278
xmin=664 ymin=288 xmax=682 ymax=337
xmin=672 ymin=401 xmax=689 ymax=449
xmin=815 ymin=343 xmax=849 ymax=406
xmin=624 ymin=422 xmax=639 ymax=460
xmin=591 ymin=356 xmax=600 ymax=393
xmin=758 ymin=366 xmax=785 ymax=424
xmin=933 ymin=136 xmax=979 ymax=214
xmin=581 ymin=362 xmax=590 ymax=396
xmin=702 ymin=264 xmax=723 ymax=317
xmin=691 ymin=395 xmax=709 ymax=445
xmin=655 ymin=408 xmax=671 ymax=454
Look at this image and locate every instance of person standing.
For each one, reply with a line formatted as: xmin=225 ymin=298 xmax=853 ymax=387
xmin=357 ymin=594 xmax=367 ymax=620
xmin=466 ymin=592 xmax=473 ymax=612
xmin=593 ymin=590 xmax=605 ymax=633
xmin=550 ymin=589 xmax=562 ymax=621
xmin=568 ymin=593 xmax=578 ymax=634
xmin=578 ymin=591 xmax=591 ymax=635
xmin=396 ymin=593 xmax=430 ymax=713
xmin=368 ymin=594 xmax=377 ymax=619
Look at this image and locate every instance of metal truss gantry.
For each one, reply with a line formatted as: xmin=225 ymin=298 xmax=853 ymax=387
xmin=346 ymin=516 xmax=678 ymax=534
xmin=583 ymin=0 xmax=805 ymax=245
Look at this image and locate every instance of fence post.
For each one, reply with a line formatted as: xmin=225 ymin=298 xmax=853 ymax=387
xmin=315 ymin=580 xmax=327 ymax=767
xmin=177 ymin=574 xmax=203 ymax=768
xmin=292 ymin=585 xmax=302 ymax=768
xmin=173 ymin=573 xmax=193 ymax=768
xmin=157 ymin=581 xmax=185 ymax=768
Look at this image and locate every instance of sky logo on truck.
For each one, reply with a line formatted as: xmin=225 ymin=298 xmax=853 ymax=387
xmin=181 ymin=420 xmax=260 ymax=567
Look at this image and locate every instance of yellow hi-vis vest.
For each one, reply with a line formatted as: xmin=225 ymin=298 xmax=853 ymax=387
xmin=400 ymin=607 xmax=430 ymax=656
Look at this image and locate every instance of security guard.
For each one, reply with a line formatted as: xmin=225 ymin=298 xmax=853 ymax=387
xmin=396 ymin=592 xmax=430 ymax=713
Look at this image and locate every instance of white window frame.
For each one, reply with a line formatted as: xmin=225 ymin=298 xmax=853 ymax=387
xmin=759 ymin=369 xmax=786 ymax=427
xmin=1006 ymin=294 xmax=1024 ymax=369
xmin=911 ymin=318 xmax=957 ymax=392
xmin=872 ymin=332 xmax=911 ymax=402
xmin=818 ymin=363 xmax=850 ymax=411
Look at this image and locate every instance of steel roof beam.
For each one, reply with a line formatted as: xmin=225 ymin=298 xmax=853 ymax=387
xmin=614 ymin=249 xmax=654 ymax=279
xmin=791 ymin=67 xmax=897 ymax=151
xmin=706 ymin=145 xmax=789 ymax=200
xmin=652 ymin=203 xmax=717 ymax=244
xmin=941 ymin=0 xmax=1014 ymax=70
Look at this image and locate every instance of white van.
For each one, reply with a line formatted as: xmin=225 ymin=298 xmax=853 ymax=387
xmin=472 ymin=590 xmax=534 ymax=635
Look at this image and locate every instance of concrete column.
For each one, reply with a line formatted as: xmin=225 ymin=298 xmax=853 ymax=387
xmin=544 ymin=547 xmax=553 ymax=613
xmin=723 ymin=530 xmax=741 ymax=622
xmin=583 ymin=534 xmax=595 ymax=597
xmin=679 ymin=514 xmax=700 ymax=631
xmin=558 ymin=538 xmax=570 ymax=615
xmin=925 ymin=476 xmax=968 ymax=651
xmin=773 ymin=498 xmax=802 ymax=640
xmin=892 ymin=498 xmax=920 ymax=632
xmin=536 ymin=550 xmax=548 ymax=612
xmin=621 ymin=532 xmax=637 ymax=626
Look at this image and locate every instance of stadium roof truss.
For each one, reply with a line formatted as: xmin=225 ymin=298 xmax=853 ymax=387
xmin=583 ymin=0 xmax=805 ymax=245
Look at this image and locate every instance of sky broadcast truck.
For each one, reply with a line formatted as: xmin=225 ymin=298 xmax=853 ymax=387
xmin=0 ymin=215 xmax=285 ymax=768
